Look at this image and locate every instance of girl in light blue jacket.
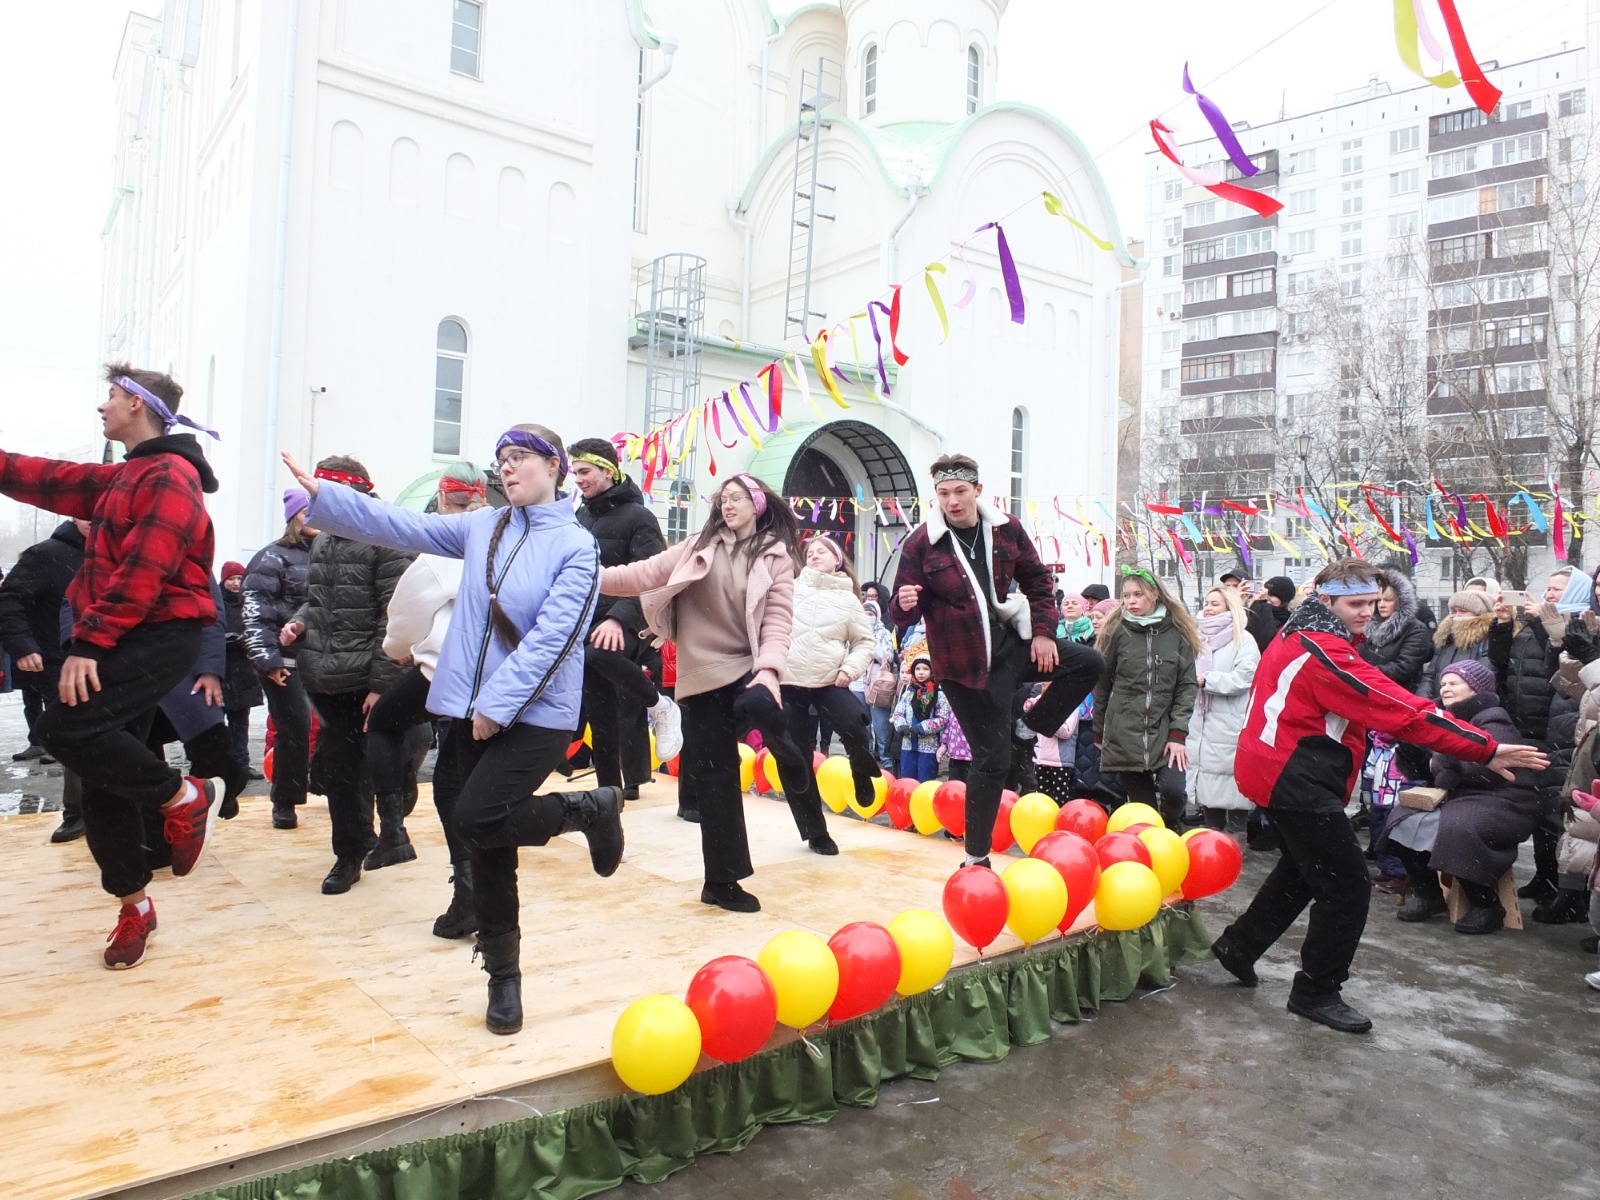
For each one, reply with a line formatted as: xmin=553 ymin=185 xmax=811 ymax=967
xmin=284 ymin=424 xmax=623 ymax=1037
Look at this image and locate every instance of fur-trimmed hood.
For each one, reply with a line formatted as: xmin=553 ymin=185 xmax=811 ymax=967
xmin=1365 ymin=567 xmax=1420 ymax=649
xmin=1433 ymin=610 xmax=1494 ymax=650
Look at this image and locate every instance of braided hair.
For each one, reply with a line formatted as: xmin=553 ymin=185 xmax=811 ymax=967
xmin=484 ymin=424 xmax=566 ymax=650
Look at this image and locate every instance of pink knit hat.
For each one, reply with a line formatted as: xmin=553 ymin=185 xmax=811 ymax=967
xmin=1092 ymin=599 xmax=1117 ymax=615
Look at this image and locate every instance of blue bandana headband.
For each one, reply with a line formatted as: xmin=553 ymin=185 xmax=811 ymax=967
xmin=1316 ymin=577 xmax=1380 ymax=596
xmin=113 ymin=375 xmax=220 ymax=441
xmin=495 ymin=429 xmax=568 ymax=478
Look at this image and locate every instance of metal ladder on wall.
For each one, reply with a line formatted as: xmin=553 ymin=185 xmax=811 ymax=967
xmin=783 ymin=58 xmax=839 ymax=343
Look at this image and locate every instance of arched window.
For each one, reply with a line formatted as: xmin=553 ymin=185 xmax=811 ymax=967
xmin=863 ymin=44 xmax=878 ymax=116
xmin=1010 ymin=406 xmax=1026 ymax=514
xmin=435 ymin=319 xmax=467 ymax=455
xmin=966 ymin=44 xmax=981 ymax=115
xmin=667 ymin=478 xmax=693 ymax=543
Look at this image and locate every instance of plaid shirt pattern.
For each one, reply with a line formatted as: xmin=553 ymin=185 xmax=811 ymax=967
xmin=0 ymin=449 xmax=216 ymax=657
xmin=890 ymin=514 xmax=1057 ymax=689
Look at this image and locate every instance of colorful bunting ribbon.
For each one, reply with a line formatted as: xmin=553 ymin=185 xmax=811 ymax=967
xmin=1395 ymin=0 xmax=1502 ymax=114
xmin=1042 ymin=192 xmax=1115 ymax=252
xmin=1181 ymin=63 xmax=1259 ymax=177
xmin=973 ymin=222 xmax=1026 ymax=324
xmin=1150 ymin=119 xmax=1284 ymax=218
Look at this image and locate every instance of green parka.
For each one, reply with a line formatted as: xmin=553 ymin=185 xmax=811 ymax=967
xmin=1092 ymin=610 xmax=1199 ymax=773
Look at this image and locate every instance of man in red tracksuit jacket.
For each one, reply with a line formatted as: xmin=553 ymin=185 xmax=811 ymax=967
xmin=0 ymin=364 xmax=227 ymax=971
xmin=1212 ymin=558 xmax=1547 ymax=1033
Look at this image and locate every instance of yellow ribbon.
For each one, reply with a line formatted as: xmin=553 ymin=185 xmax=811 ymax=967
xmin=1393 ymin=0 xmax=1460 ymax=89
xmin=1042 ymin=191 xmax=1116 ymax=253
xmin=924 ymin=264 xmax=951 ymax=342
xmin=811 ymin=330 xmax=850 ymax=409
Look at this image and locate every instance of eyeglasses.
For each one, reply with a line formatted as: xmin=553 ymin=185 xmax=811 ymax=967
xmin=497 ymin=449 xmax=542 ymax=470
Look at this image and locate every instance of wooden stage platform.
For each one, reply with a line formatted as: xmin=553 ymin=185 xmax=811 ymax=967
xmin=3 ymin=777 xmax=1105 ymax=1200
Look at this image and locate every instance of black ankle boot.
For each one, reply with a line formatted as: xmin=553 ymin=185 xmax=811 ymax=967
xmin=556 ymin=787 xmax=625 ymax=876
xmin=272 ymin=801 xmax=298 ymax=830
xmin=1532 ymin=888 xmax=1590 ymax=924
xmin=321 ymin=856 xmax=362 ymax=894
xmin=1397 ymin=872 xmax=1448 ymax=922
xmin=364 ymin=792 xmax=418 ymax=869
xmin=475 ymin=929 xmax=522 ymax=1035
xmin=433 ymin=858 xmax=477 ymax=939
xmin=50 ymin=810 xmax=86 ymax=844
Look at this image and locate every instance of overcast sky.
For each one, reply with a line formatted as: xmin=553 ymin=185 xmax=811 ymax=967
xmin=0 ymin=0 xmax=1587 ymax=463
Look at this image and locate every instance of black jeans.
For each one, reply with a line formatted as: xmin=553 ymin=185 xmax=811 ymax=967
xmin=781 ymin=684 xmax=881 ymax=803
xmin=308 ymin=690 xmax=376 ymax=861
xmin=583 ymin=644 xmax=660 ymax=789
xmin=34 ymin=619 xmax=200 ymax=898
xmin=1117 ymin=766 xmax=1189 ymax=830
xmin=262 ymin=669 xmax=311 ymax=809
xmin=365 ymin=665 xmax=434 ymax=796
xmin=678 ymin=675 xmax=828 ymax=883
xmin=224 ymin=706 xmax=253 ymax=769
xmin=939 ymin=633 xmax=1104 ymax=858
xmin=444 ymin=719 xmax=574 ymax=937
xmin=19 ymin=679 xmax=47 ymax=743
xmin=1217 ymin=808 xmax=1373 ymax=1003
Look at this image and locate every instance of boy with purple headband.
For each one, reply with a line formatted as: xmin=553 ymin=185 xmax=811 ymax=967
xmin=0 ymin=363 xmax=225 ymax=969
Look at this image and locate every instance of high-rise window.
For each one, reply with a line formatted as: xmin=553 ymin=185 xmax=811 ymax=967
xmin=435 ymin=319 xmax=468 ymax=455
xmin=1341 ymin=139 xmax=1363 ymax=174
xmin=967 ymin=45 xmax=982 ymax=115
xmin=451 ymin=0 xmax=482 ymax=78
xmin=1390 ymin=126 xmax=1419 ymax=153
xmin=1009 ymin=407 xmax=1026 ymax=513
xmin=863 ymin=44 xmax=878 ymax=115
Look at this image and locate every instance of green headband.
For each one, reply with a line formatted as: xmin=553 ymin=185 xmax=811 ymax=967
xmin=1119 ymin=565 xmax=1158 ymax=587
xmin=573 ymin=452 xmax=624 ymax=484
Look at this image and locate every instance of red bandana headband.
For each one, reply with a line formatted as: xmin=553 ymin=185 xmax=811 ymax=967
xmin=314 ymin=467 xmax=373 ymax=493
xmin=438 ymin=476 xmax=487 ymax=499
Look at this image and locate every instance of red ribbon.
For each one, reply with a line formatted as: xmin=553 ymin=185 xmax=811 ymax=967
xmin=757 ymin=362 xmax=783 ymax=424
xmin=1149 ymin=120 xmax=1284 ymax=218
xmin=1219 ymin=499 xmax=1262 ymax=516
xmin=1435 ymin=0 xmax=1503 ymax=114
xmin=888 ymin=286 xmax=910 ymax=366
xmin=314 ymin=467 xmax=373 ymax=492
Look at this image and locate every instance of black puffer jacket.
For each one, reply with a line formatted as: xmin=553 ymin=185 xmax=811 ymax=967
xmin=1246 ymin=598 xmax=1289 ymax=651
xmin=576 ymin=478 xmax=665 ymax=636
xmin=293 ymin=530 xmax=414 ymax=695
xmin=0 ymin=521 xmax=85 ymax=669
xmin=1359 ymin=568 xmax=1433 ymax=693
xmin=242 ymin=536 xmax=313 ymax=672
xmin=1487 ymin=616 xmax=1562 ymax=740
xmin=221 ymin=586 xmax=264 ymax=710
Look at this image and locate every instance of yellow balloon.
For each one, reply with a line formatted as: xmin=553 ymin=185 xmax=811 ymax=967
xmin=611 ymin=994 xmax=702 ymax=1095
xmin=1138 ymin=827 xmax=1191 ymax=896
xmin=886 ymin=908 xmax=955 ymax=995
xmin=847 ymin=772 xmax=888 ymax=819
xmin=1094 ymin=860 xmax=1164 ymax=931
xmin=738 ymin=743 xmax=756 ymax=791
xmin=1106 ymin=802 xmax=1164 ymax=833
xmin=1010 ymin=791 xmax=1059 ymax=854
xmin=909 ymin=780 xmax=943 ymax=835
xmin=1181 ymin=827 xmax=1206 ymax=843
xmin=757 ymin=931 xmax=840 ymax=1028
xmin=816 ymin=756 xmax=853 ymax=814
xmin=582 ymin=723 xmax=593 ymax=749
xmin=648 ymin=732 xmax=661 ymax=771
xmin=1002 ymin=857 xmax=1069 ymax=944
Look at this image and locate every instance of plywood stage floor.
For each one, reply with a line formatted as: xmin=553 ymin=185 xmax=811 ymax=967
xmin=2 ymin=778 xmax=1099 ymax=1200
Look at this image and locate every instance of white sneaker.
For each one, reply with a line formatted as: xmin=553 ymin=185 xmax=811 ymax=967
xmin=1586 ymin=970 xmax=1600 ymax=992
xmin=650 ymin=694 xmax=684 ymax=761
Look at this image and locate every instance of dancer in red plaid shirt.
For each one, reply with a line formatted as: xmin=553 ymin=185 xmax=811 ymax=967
xmin=0 ymin=364 xmax=226 ymax=969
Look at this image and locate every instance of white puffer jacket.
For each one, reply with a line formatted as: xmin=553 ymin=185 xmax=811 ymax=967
xmin=785 ymin=567 xmax=875 ymax=688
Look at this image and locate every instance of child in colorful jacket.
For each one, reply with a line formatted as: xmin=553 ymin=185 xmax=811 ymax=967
xmin=892 ymin=655 xmax=949 ymax=782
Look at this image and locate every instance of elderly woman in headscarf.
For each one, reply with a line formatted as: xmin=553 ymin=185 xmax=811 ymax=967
xmin=1421 ymin=588 xmax=1496 ymax=700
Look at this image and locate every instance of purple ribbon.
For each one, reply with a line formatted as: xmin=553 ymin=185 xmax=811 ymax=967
xmin=113 ymin=375 xmax=221 ymax=441
xmin=865 ymin=301 xmax=893 ymax=394
xmin=495 ymin=428 xmax=569 ymax=477
xmin=1182 ymin=63 xmax=1259 ymax=178
xmin=1235 ymin=523 xmax=1253 ymax=567
xmin=1402 ymin=527 xmax=1420 ymax=565
xmin=738 ymin=382 xmax=781 ymax=435
xmin=974 ymin=222 xmax=1026 ymax=325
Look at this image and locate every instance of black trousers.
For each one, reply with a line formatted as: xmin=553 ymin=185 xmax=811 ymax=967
xmin=262 ymin=669 xmax=311 ymax=809
xmin=678 ymin=674 xmax=828 ymax=883
xmin=1117 ymin=766 xmax=1189 ymax=830
xmin=224 ymin=706 xmax=253 ymax=769
xmin=583 ymin=644 xmax=660 ymax=789
xmin=365 ymin=666 xmax=434 ymax=796
xmin=34 ymin=619 xmax=200 ymax=898
xmin=443 ymin=719 xmax=573 ymax=937
xmin=939 ymin=633 xmax=1104 ymax=858
xmin=19 ymin=678 xmax=48 ymax=743
xmin=781 ymin=684 xmax=881 ymax=803
xmin=308 ymin=691 xmax=376 ymax=862
xmin=1217 ymin=808 xmax=1372 ymax=1003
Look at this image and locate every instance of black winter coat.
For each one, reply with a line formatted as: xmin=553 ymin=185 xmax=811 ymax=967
xmin=1358 ymin=568 xmax=1432 ymax=693
xmin=221 ymin=587 xmax=264 ymax=710
xmin=575 ymin=478 xmax=665 ymax=636
xmin=1246 ymin=598 xmax=1288 ymax=652
xmin=293 ymin=531 xmax=414 ymax=696
xmin=0 ymin=521 xmax=85 ymax=671
xmin=1487 ymin=618 xmax=1561 ymax=740
xmin=242 ymin=536 xmax=313 ymax=672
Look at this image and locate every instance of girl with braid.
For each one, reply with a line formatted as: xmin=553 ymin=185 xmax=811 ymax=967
xmin=282 ymin=424 xmax=623 ymax=1037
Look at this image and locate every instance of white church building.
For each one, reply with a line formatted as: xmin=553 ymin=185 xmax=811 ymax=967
xmin=101 ymin=0 xmax=1132 ymax=585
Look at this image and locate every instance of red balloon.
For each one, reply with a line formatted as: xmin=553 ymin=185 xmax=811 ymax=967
xmin=752 ymin=748 xmax=774 ymax=794
xmin=1032 ymin=831 xmax=1103 ymax=931
xmin=827 ymin=922 xmax=903 ymax=1021
xmin=567 ymin=739 xmax=584 ymax=759
xmin=1180 ymin=829 xmax=1244 ymax=900
xmin=1123 ymin=822 xmax=1153 ymax=837
xmin=942 ymin=865 xmax=1009 ymax=952
xmin=1094 ymin=831 xmax=1153 ymax=871
xmin=1056 ymin=798 xmax=1109 ymax=842
xmin=933 ymin=780 xmax=967 ymax=838
xmin=686 ymin=955 xmax=778 ymax=1063
xmin=262 ymin=747 xmax=275 ymax=783
xmin=812 ymin=750 xmax=828 ymax=772
xmin=991 ymin=790 xmax=1020 ymax=854
xmin=884 ymin=778 xmax=917 ymax=830
xmin=664 ymin=754 xmax=680 ymax=777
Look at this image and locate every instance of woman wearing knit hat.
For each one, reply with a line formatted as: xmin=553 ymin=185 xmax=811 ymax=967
xmin=1422 ymin=589 xmax=1495 ymax=700
xmin=1378 ymin=657 xmax=1544 ymax=934
xmin=218 ymin=560 xmax=264 ymax=781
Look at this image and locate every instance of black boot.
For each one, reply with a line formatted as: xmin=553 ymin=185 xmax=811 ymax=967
xmin=1397 ymin=870 xmax=1448 ymax=922
xmin=555 ymin=787 xmax=625 ymax=876
xmin=1532 ymin=888 xmax=1590 ymax=924
xmin=433 ymin=859 xmax=477 ymax=939
xmin=321 ymin=856 xmax=362 ymax=894
xmin=50 ymin=810 xmax=86 ymax=844
xmin=364 ymin=792 xmax=418 ymax=870
xmin=1454 ymin=881 xmax=1505 ymax=934
xmin=272 ymin=801 xmax=298 ymax=829
xmin=475 ymin=929 xmax=522 ymax=1035
xmin=1517 ymin=825 xmax=1561 ymax=900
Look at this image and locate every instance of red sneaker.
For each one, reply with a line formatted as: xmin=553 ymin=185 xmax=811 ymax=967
xmin=104 ymin=900 xmax=157 ymax=969
xmin=163 ymin=777 xmax=222 ymax=877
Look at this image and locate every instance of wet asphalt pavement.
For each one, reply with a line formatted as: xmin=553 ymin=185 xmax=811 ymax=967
xmin=4 ymin=693 xmax=1597 ymax=1198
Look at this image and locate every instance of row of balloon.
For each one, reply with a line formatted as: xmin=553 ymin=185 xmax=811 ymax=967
xmin=610 ymin=910 xmax=955 ymax=1096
